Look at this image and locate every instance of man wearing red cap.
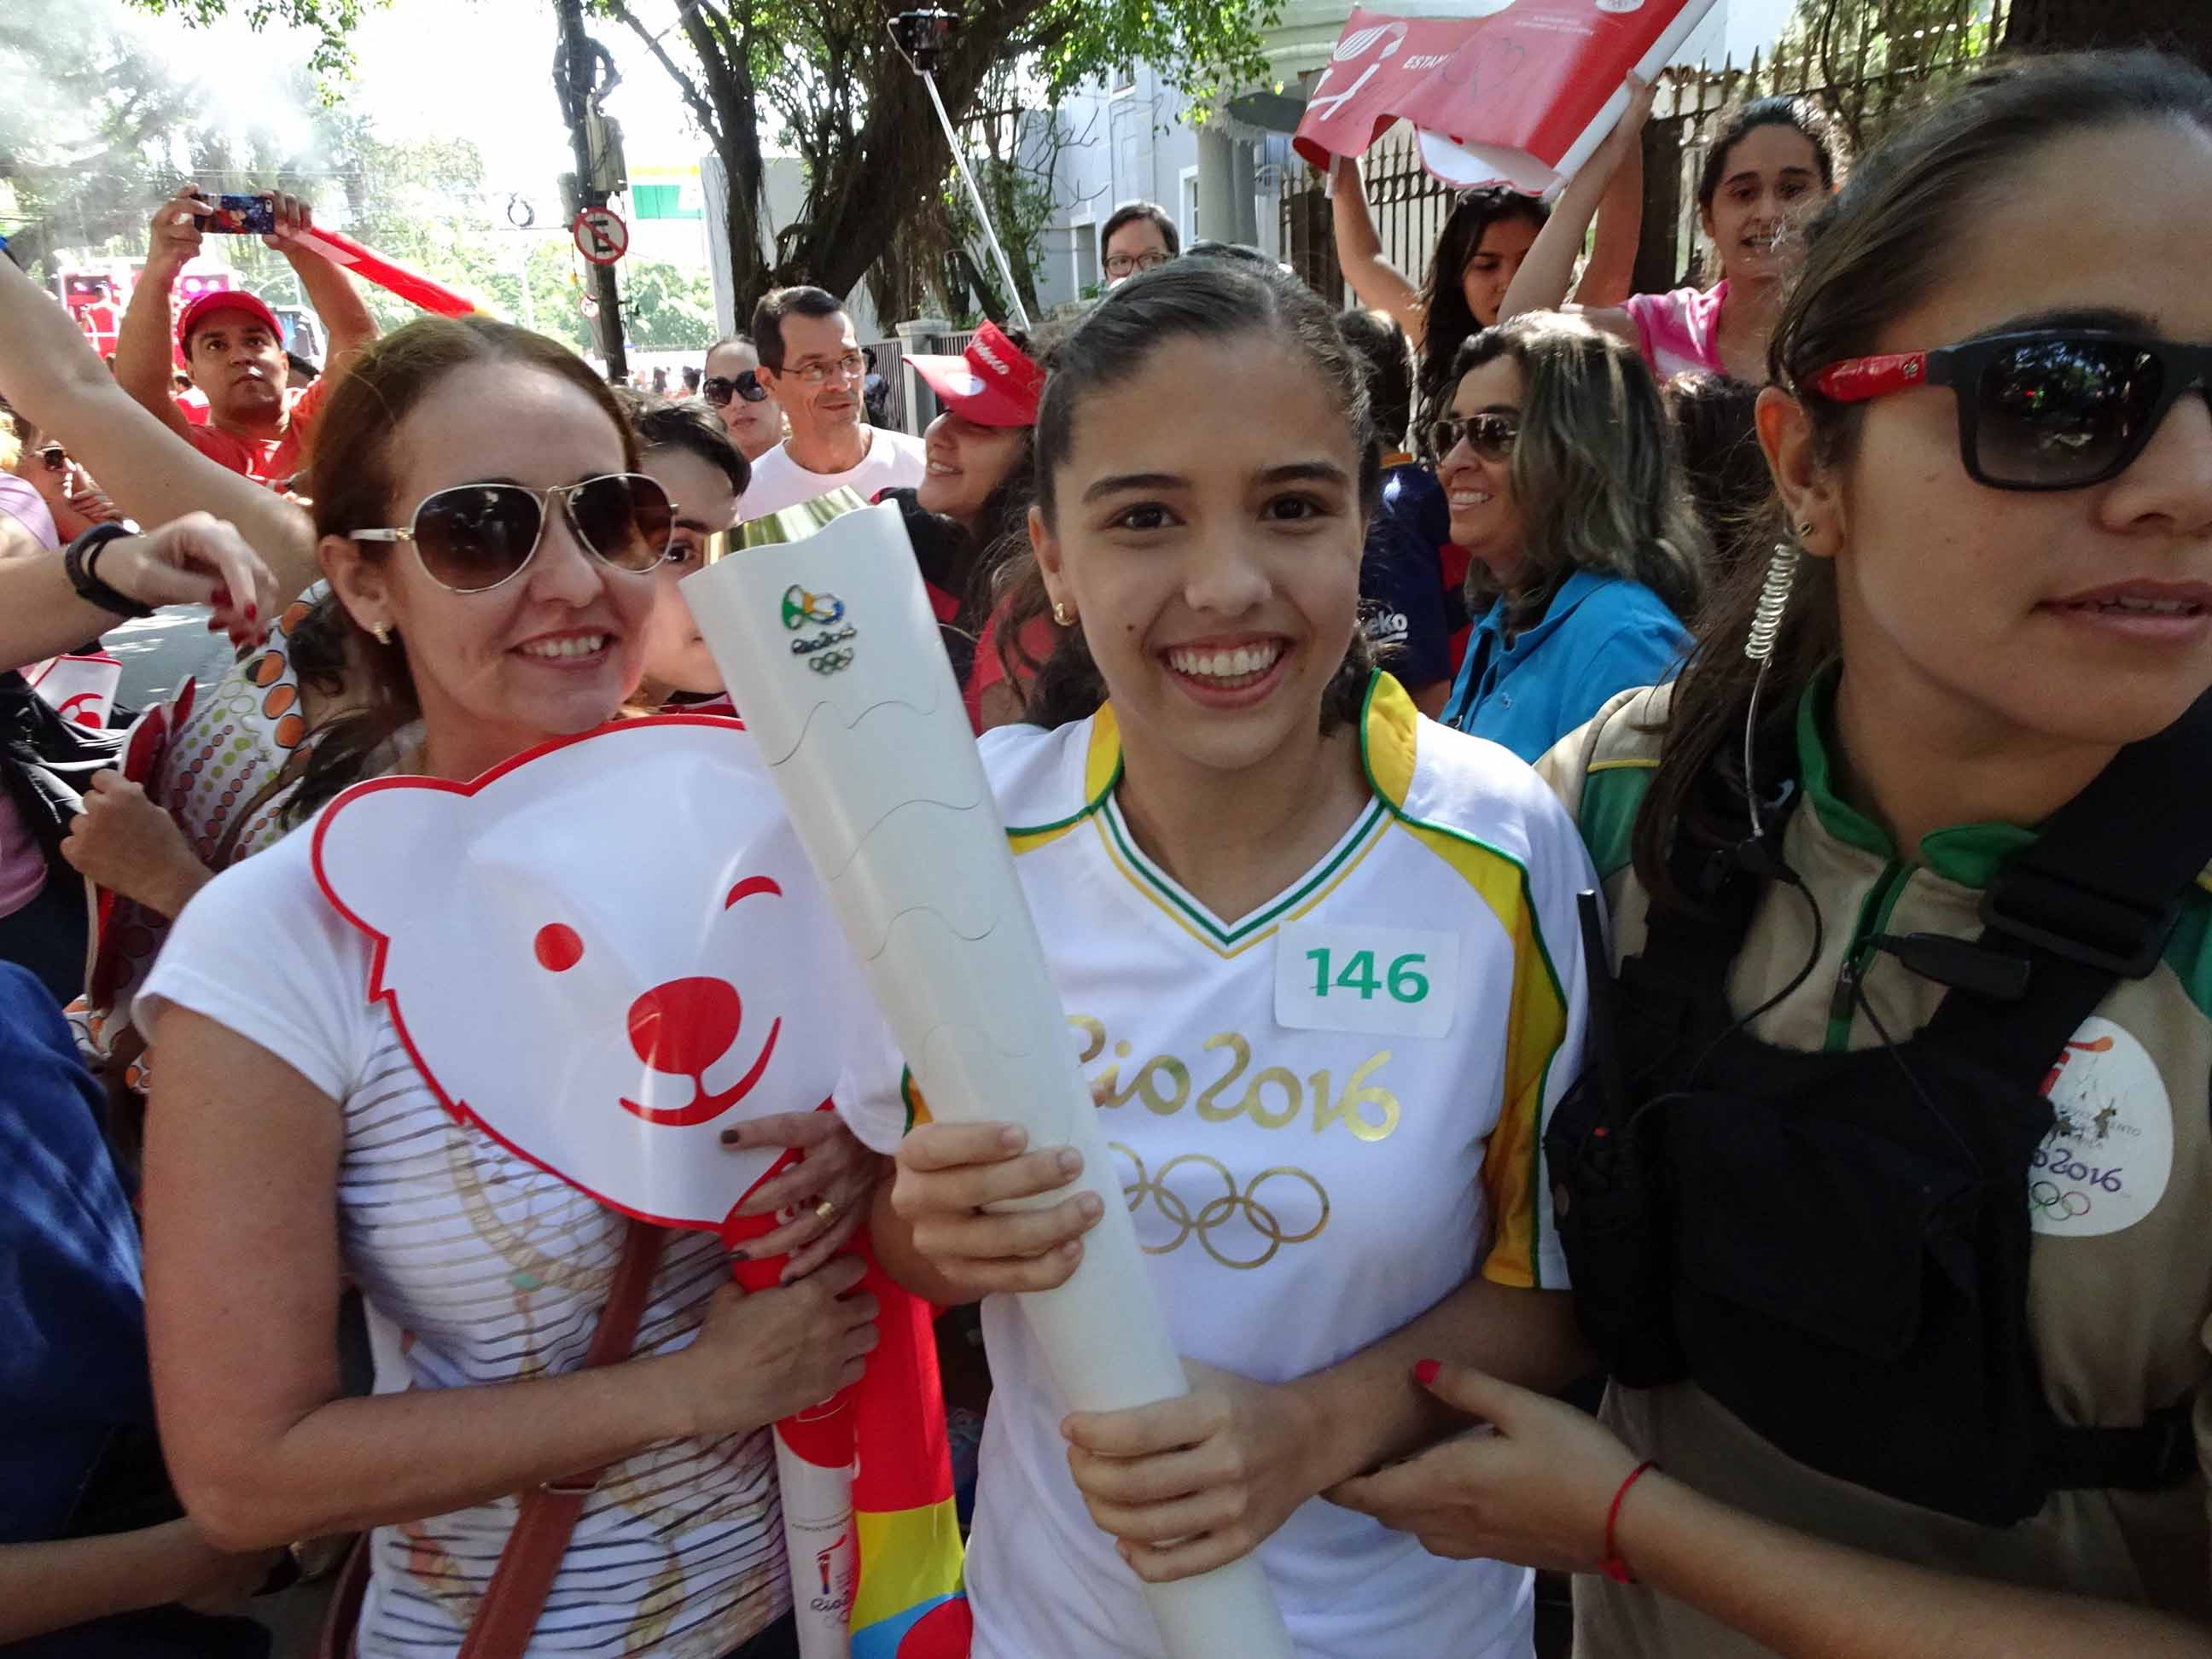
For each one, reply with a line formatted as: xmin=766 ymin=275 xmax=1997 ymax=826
xmin=114 ymin=185 xmax=378 ymax=490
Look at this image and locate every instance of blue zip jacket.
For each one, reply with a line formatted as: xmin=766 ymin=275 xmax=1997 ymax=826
xmin=1441 ymin=568 xmax=1689 ymax=762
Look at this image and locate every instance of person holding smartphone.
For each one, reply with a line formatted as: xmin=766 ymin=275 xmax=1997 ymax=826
xmin=113 ymin=185 xmax=379 ymax=489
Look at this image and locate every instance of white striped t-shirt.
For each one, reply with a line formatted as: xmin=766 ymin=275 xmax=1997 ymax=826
xmin=139 ymin=822 xmax=793 ymax=1658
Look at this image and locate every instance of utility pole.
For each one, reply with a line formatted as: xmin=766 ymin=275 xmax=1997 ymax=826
xmin=553 ymin=0 xmax=627 ymax=379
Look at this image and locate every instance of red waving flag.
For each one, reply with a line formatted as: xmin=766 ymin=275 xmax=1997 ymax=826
xmin=1294 ymin=0 xmax=1719 ymax=196
xmin=289 ymin=225 xmax=490 ymax=318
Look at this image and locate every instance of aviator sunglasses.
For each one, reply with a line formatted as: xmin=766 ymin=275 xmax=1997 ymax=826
xmin=350 ymin=473 xmax=674 ymax=595
xmin=1430 ymin=412 xmax=1520 ymax=463
xmin=1812 ymin=329 xmax=2212 ymax=492
xmin=701 ymin=370 xmax=768 ymax=407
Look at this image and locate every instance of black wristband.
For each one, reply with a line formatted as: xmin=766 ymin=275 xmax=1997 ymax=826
xmin=62 ymin=522 xmax=154 ymax=620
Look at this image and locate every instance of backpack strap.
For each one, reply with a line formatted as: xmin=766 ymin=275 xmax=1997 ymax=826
xmin=1928 ymin=690 xmax=2212 ymax=1077
xmin=1924 ymin=693 xmax=2212 ymax=1498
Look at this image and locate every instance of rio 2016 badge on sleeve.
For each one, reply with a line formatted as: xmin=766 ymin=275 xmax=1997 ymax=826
xmin=1274 ymin=922 xmax=1458 ymax=1040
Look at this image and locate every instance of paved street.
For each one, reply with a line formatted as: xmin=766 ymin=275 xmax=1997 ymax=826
xmin=105 ymin=605 xmax=240 ymax=714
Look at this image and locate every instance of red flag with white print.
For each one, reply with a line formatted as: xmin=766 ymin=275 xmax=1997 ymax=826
xmin=1294 ymin=0 xmax=1719 ymax=195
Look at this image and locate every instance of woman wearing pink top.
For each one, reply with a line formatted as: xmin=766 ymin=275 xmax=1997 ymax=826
xmin=1502 ymin=81 xmax=1845 ymax=383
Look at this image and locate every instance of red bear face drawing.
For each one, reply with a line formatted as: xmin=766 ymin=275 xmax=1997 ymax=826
xmin=313 ymin=718 xmax=865 ymax=1235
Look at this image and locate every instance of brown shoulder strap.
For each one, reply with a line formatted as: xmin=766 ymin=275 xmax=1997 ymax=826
xmin=455 ymin=1218 xmax=669 ymax=1659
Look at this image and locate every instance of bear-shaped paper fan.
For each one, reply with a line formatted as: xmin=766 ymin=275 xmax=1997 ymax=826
xmin=311 ymin=716 xmax=862 ymax=1238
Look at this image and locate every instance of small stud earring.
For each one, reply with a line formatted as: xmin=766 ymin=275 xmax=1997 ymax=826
xmin=1051 ymin=600 xmax=1075 ymax=628
xmin=371 ymin=622 xmax=393 ymax=645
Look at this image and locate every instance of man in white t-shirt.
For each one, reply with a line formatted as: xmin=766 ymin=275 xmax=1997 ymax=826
xmin=738 ymin=287 xmax=926 ymax=519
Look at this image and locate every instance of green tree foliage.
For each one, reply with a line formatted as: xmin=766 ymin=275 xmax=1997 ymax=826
xmin=618 ymin=258 xmax=718 ymax=348
xmin=866 ymin=78 xmax=1081 ymax=328
xmin=2001 ymin=0 xmax=2210 ymax=62
xmin=1781 ymin=0 xmax=2209 ymax=153
xmin=125 ymin=0 xmax=380 ymax=82
xmin=1 ymin=4 xmax=714 ymax=361
xmin=595 ymin=0 xmax=1276 ymax=309
xmin=1777 ymin=0 xmax=2006 ymax=148
xmin=0 ymin=0 xmax=253 ymax=277
xmin=114 ymin=0 xmax=1279 ymax=320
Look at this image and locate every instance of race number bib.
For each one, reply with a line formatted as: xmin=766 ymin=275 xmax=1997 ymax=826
xmin=1275 ymin=923 xmax=1457 ymax=1040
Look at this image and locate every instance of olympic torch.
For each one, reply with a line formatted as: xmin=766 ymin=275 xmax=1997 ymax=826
xmin=683 ymin=504 xmax=1296 ymax=1659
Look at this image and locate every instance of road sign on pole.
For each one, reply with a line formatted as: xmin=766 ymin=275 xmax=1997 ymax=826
xmin=572 ymin=206 xmax=629 ymax=266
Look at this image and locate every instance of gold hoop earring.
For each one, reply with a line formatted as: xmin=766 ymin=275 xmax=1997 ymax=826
xmin=1051 ymin=600 xmax=1075 ymax=628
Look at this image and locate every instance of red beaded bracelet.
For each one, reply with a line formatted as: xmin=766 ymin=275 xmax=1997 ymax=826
xmin=1600 ymin=1459 xmax=1658 ymax=1584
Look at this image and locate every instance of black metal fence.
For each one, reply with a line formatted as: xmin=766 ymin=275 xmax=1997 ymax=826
xmin=1283 ymin=0 xmax=2015 ymax=303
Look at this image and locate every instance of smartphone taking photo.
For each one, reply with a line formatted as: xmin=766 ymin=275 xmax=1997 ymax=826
xmin=204 ymin=193 xmax=276 ymax=236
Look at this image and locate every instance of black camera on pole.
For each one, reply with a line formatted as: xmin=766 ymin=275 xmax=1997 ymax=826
xmin=888 ymin=9 xmax=954 ymax=73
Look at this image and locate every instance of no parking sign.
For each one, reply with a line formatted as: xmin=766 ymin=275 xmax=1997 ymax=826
xmin=571 ymin=206 xmax=629 ymax=265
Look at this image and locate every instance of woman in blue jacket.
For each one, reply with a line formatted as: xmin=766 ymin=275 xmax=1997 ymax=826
xmin=1436 ymin=313 xmax=1705 ymax=759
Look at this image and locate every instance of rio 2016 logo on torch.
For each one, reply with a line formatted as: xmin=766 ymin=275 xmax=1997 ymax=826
xmin=780 ymin=585 xmax=858 ymax=676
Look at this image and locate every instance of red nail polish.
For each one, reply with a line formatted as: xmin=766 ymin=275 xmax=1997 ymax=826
xmin=1412 ymin=1359 xmax=1441 ymax=1388
xmin=211 ymin=586 xmax=231 ymax=608
xmin=244 ymin=604 xmax=258 ymax=620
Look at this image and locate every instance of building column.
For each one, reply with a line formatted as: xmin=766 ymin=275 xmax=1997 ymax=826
xmin=1231 ymin=139 xmax=1260 ymax=247
xmin=1196 ymin=127 xmax=1238 ymax=244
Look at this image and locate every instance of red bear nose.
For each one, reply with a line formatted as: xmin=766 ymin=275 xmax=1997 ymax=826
xmin=627 ymin=976 xmax=742 ymax=1077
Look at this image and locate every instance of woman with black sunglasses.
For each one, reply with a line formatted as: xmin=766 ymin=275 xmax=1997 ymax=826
xmin=1336 ymin=51 xmax=2212 ymax=1659
xmin=1432 ymin=311 xmax=1704 ymax=761
xmin=128 ymin=316 xmax=881 ymax=1659
xmin=702 ymin=335 xmax=783 ymax=463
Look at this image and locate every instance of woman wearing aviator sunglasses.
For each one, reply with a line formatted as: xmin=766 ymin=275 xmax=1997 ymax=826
xmin=1336 ymin=51 xmax=2212 ymax=1659
xmin=1431 ymin=311 xmax=1704 ymax=761
xmin=131 ymin=316 xmax=880 ymax=1659
xmin=702 ymin=334 xmax=783 ymax=463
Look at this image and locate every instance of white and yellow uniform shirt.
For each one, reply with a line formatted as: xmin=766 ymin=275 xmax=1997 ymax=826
xmin=846 ymin=675 xmax=1596 ymax=1659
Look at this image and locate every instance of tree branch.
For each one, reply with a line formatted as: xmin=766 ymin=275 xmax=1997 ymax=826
xmin=601 ymin=0 xmax=719 ymax=136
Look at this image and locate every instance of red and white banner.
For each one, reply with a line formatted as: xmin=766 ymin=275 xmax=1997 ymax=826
xmin=1294 ymin=0 xmax=1720 ymax=196
xmin=289 ymin=224 xmax=490 ymax=319
xmin=26 ymin=649 xmax=122 ymax=731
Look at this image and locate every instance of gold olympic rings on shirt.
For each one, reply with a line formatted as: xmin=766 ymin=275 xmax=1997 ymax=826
xmin=1109 ymin=1143 xmax=1331 ymax=1270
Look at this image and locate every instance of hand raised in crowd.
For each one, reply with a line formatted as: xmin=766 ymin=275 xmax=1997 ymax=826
xmin=644 ymin=1254 xmax=880 ymax=1439
xmin=69 ymin=487 xmax=123 ymax=527
xmin=23 ymin=447 xmax=119 ymax=544
xmin=721 ymin=1109 xmax=884 ymax=1281
xmin=61 ymin=772 xmax=211 ymax=921
xmin=260 ymin=190 xmax=316 ymax=255
xmin=1330 ymin=1359 xmax=1642 ymax=1574
xmin=1062 ymin=1358 xmax=1333 ymax=1583
xmin=95 ymin=512 xmax=276 ymax=650
xmin=888 ymin=1121 xmax=1105 ymax=1298
xmin=148 ymin=184 xmax=211 ymax=270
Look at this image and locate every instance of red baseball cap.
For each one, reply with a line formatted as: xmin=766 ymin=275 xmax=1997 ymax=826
xmin=905 ymin=322 xmax=1044 ymax=428
xmin=177 ymin=288 xmax=284 ymax=352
